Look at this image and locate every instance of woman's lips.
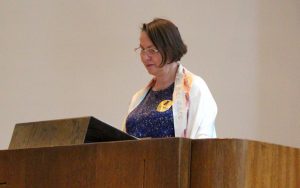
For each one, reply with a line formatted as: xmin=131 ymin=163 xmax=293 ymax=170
xmin=145 ymin=64 xmax=155 ymax=68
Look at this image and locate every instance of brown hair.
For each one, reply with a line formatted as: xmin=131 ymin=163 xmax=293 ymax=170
xmin=142 ymin=18 xmax=187 ymax=66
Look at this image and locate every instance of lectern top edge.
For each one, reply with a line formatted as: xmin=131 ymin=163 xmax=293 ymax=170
xmin=9 ymin=116 xmax=136 ymax=149
xmin=15 ymin=116 xmax=93 ymax=126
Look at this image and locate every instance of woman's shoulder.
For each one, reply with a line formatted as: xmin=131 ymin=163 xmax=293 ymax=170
xmin=180 ymin=66 xmax=216 ymax=107
xmin=128 ymin=80 xmax=153 ymax=112
xmin=182 ymin=67 xmax=217 ymax=111
xmin=131 ymin=87 xmax=148 ymax=100
xmin=181 ymin=66 xmax=209 ymax=90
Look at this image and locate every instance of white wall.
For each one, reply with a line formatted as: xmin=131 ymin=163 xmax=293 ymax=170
xmin=0 ymin=0 xmax=299 ymax=149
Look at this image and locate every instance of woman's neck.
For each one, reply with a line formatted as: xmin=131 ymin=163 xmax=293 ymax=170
xmin=152 ymin=63 xmax=178 ymax=91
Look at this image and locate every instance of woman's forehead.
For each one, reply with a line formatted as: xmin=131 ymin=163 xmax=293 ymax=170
xmin=139 ymin=32 xmax=155 ymax=49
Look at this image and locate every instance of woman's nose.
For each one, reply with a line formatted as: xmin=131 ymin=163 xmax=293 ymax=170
xmin=141 ymin=53 xmax=151 ymax=60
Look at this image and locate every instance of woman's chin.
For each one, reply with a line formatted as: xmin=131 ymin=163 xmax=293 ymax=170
xmin=145 ymin=65 xmax=157 ymax=75
xmin=146 ymin=69 xmax=156 ymax=76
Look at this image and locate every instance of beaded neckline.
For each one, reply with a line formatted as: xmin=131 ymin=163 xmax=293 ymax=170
xmin=151 ymin=82 xmax=175 ymax=93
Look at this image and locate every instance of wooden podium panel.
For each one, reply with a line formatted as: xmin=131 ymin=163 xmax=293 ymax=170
xmin=190 ymin=139 xmax=300 ymax=188
xmin=95 ymin=138 xmax=190 ymax=188
xmin=0 ymin=144 xmax=97 ymax=188
xmin=0 ymin=151 xmax=10 ymax=187
xmin=1 ymin=138 xmax=300 ymax=187
xmin=0 ymin=138 xmax=190 ymax=188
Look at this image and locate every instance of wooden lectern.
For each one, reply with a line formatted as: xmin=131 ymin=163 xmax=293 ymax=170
xmin=0 ymin=138 xmax=299 ymax=187
xmin=1 ymin=117 xmax=299 ymax=187
xmin=8 ymin=116 xmax=136 ymax=149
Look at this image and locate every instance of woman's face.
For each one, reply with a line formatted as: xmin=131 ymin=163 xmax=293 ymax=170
xmin=139 ymin=31 xmax=164 ymax=76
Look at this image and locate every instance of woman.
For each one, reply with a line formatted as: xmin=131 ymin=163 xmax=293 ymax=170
xmin=124 ymin=18 xmax=217 ymax=139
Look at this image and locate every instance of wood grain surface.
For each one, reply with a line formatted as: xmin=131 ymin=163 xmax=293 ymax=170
xmin=1 ymin=138 xmax=190 ymax=188
xmin=190 ymin=139 xmax=300 ymax=188
xmin=1 ymin=138 xmax=299 ymax=187
xmin=8 ymin=116 xmax=136 ymax=149
xmin=9 ymin=117 xmax=90 ymax=149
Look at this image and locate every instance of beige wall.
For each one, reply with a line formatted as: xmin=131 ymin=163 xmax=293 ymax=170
xmin=0 ymin=0 xmax=299 ymax=149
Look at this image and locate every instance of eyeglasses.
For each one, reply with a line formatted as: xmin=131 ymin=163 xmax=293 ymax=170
xmin=134 ymin=46 xmax=159 ymax=56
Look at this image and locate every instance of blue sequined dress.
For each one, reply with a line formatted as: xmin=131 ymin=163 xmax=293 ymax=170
xmin=126 ymin=83 xmax=175 ymax=138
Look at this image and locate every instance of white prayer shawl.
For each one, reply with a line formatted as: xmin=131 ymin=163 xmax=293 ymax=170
xmin=124 ymin=63 xmax=217 ymax=138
